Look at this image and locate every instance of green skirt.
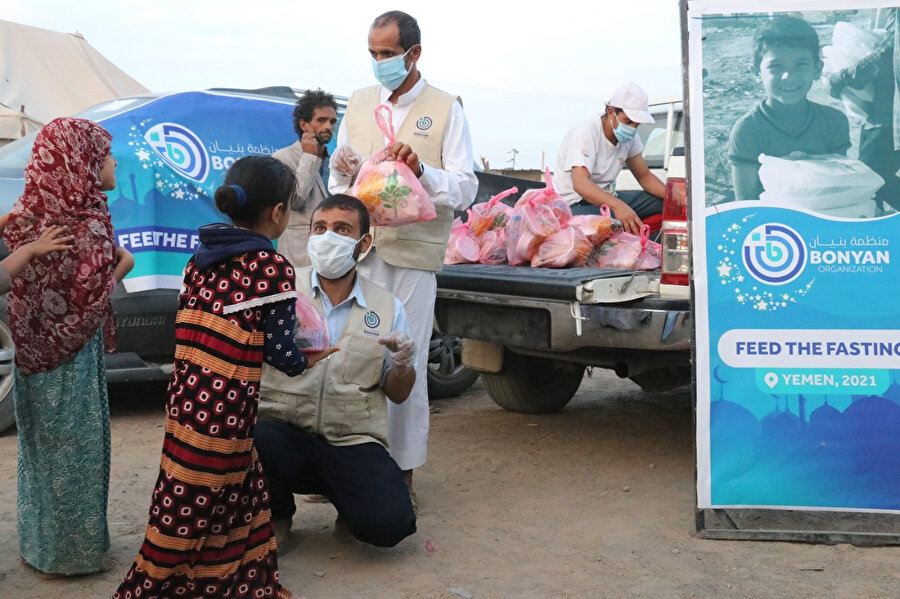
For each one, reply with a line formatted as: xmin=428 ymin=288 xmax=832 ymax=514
xmin=15 ymin=330 xmax=111 ymax=575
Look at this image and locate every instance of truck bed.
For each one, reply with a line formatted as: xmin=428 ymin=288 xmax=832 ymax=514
xmin=436 ymin=264 xmax=639 ymax=301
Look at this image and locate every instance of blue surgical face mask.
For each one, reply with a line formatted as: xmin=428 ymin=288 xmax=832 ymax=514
xmin=372 ymin=47 xmax=413 ymax=91
xmin=611 ymin=112 xmax=638 ymax=143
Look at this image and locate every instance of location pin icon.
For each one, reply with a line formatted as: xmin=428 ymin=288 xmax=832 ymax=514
xmin=763 ymin=372 xmax=778 ymax=389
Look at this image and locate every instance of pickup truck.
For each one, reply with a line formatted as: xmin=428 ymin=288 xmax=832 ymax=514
xmin=434 ymin=101 xmax=691 ymax=413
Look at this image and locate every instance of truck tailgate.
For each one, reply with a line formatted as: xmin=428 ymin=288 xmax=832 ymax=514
xmin=436 ymin=264 xmax=659 ymax=303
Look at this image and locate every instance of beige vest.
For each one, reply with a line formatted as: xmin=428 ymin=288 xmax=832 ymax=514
xmin=259 ymin=268 xmax=395 ymax=447
xmin=345 ymin=83 xmax=458 ymax=271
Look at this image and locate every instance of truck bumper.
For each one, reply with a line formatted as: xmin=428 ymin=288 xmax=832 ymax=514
xmin=434 ymin=290 xmax=692 ymax=374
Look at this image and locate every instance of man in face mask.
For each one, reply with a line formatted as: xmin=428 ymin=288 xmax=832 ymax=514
xmin=256 ymin=194 xmax=418 ymax=550
xmin=327 ymin=10 xmax=478 ymax=507
xmin=554 ymin=81 xmax=666 ymax=235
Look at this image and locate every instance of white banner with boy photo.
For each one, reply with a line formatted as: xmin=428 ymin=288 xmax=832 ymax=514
xmin=686 ymin=0 xmax=900 ymax=541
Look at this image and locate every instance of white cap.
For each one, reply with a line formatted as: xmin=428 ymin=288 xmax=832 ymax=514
xmin=607 ymin=82 xmax=654 ymax=124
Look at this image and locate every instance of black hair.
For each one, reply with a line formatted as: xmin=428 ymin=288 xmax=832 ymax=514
xmin=292 ymin=88 xmax=338 ymax=139
xmin=372 ymin=10 xmax=421 ymax=51
xmin=214 ymin=155 xmax=295 ymax=225
xmin=752 ymin=16 xmax=821 ymax=72
xmin=312 ymin=194 xmax=370 ymax=235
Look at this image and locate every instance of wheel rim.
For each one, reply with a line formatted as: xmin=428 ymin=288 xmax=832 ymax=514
xmin=428 ymin=334 xmax=466 ymax=380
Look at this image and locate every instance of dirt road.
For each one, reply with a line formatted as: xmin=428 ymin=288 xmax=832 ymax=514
xmin=0 ymin=372 xmax=897 ymax=598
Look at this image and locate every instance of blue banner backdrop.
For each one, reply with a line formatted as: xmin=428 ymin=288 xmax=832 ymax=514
xmin=95 ymin=91 xmax=329 ymax=291
xmin=689 ymin=0 xmax=900 ymax=513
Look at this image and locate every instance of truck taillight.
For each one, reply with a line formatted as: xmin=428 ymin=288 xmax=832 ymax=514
xmin=662 ymin=177 xmax=686 ymax=221
xmin=661 ymin=177 xmax=689 ymax=286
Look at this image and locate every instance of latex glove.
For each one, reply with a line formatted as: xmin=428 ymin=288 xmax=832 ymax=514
xmin=378 ymin=331 xmax=416 ymax=373
xmin=333 ymin=145 xmax=361 ymax=176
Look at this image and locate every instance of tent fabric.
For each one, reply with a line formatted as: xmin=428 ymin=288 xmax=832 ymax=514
xmin=0 ymin=103 xmax=42 ymax=143
xmin=0 ymin=20 xmax=149 ymax=128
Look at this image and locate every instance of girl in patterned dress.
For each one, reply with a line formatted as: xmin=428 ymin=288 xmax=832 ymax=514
xmin=114 ymin=155 xmax=336 ymax=599
xmin=4 ymin=117 xmax=134 ymax=578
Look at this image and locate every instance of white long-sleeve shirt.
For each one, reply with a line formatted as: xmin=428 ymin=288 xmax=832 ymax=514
xmin=328 ymin=78 xmax=478 ymax=212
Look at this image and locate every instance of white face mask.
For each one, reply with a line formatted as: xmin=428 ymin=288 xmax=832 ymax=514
xmin=307 ymin=230 xmax=363 ymax=279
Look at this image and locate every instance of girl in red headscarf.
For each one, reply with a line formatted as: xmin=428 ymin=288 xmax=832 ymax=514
xmin=3 ymin=117 xmax=134 ymax=577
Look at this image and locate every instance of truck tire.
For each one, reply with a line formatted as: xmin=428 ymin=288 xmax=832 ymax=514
xmin=482 ymin=351 xmax=584 ymax=414
xmin=428 ymin=332 xmax=480 ymax=399
xmin=629 ymin=366 xmax=692 ymax=393
xmin=0 ymin=320 xmax=15 ymax=434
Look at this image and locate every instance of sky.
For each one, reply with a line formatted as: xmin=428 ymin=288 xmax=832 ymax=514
xmin=5 ymin=0 xmax=684 ymax=170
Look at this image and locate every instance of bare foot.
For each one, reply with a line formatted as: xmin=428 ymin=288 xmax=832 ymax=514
xmin=98 ymin=554 xmax=117 ymax=572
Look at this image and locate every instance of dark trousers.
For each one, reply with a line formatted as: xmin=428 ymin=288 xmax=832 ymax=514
xmin=255 ymin=419 xmax=416 ymax=548
xmin=570 ymin=189 xmax=663 ymax=219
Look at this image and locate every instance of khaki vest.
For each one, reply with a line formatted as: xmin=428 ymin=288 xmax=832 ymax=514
xmin=345 ymin=83 xmax=458 ymax=271
xmin=259 ymin=267 xmax=395 ymax=447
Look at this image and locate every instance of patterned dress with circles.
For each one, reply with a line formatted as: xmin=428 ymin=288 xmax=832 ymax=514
xmin=114 ymin=250 xmax=298 ymax=599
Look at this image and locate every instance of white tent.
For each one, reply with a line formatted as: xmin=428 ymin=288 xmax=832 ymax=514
xmin=0 ymin=19 xmax=149 ymax=137
xmin=0 ymin=103 xmax=42 ymax=145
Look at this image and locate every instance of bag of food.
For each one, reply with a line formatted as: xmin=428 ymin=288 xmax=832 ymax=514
xmin=568 ymin=214 xmax=617 ymax=246
xmin=350 ymin=104 xmax=436 ymax=226
xmin=294 ymin=293 xmax=330 ymax=353
xmin=505 ymin=197 xmax=561 ymax=266
xmin=515 ymin=168 xmax=572 ymax=227
xmin=444 ymin=217 xmax=481 ymax=264
xmin=633 ymin=225 xmax=662 ymax=270
xmin=822 ymin=22 xmax=885 ymax=120
xmin=468 ymin=187 xmax=517 ymax=237
xmin=586 ymin=230 xmax=644 ymax=269
xmin=757 ymin=153 xmax=885 ymax=209
xmin=478 ymin=228 xmax=508 ymax=265
xmin=531 ymin=228 xmax=592 ymax=268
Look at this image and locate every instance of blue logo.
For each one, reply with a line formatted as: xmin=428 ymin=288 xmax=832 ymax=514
xmin=742 ymin=223 xmax=806 ymax=285
xmin=364 ymin=310 xmax=381 ymax=328
xmin=416 ymin=116 xmax=432 ymax=130
xmin=144 ymin=123 xmax=210 ymax=183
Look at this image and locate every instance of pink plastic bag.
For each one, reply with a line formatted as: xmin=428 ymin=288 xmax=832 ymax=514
xmin=478 ymin=228 xmax=508 ymax=264
xmin=531 ymin=228 xmax=593 ymax=268
xmin=587 ymin=231 xmax=644 ymax=269
xmin=468 ymin=187 xmax=516 ymax=237
xmin=567 ymin=214 xmax=617 ymax=246
xmin=515 ymin=168 xmax=572 ymax=227
xmin=505 ymin=199 xmax=560 ymax=266
xmin=294 ymin=293 xmax=330 ymax=353
xmin=445 ymin=217 xmax=481 ymax=264
xmin=633 ymin=225 xmax=661 ymax=270
xmin=350 ymin=104 xmax=436 ymax=226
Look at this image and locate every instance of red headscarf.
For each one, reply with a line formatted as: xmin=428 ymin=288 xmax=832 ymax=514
xmin=3 ymin=117 xmax=118 ymax=374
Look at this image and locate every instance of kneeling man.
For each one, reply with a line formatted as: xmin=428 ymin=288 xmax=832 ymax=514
xmin=257 ymin=194 xmax=417 ymax=549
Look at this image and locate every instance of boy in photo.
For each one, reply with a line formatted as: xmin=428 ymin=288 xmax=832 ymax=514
xmin=728 ymin=16 xmax=851 ymax=201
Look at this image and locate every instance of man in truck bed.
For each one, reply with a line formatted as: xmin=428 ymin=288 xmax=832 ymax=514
xmin=554 ymin=81 xmax=666 ymax=235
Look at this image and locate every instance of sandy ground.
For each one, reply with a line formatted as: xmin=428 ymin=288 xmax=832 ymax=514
xmin=0 ymin=371 xmax=897 ymax=598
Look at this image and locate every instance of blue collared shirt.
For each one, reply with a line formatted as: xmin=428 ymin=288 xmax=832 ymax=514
xmin=309 ymin=271 xmax=412 ymax=377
